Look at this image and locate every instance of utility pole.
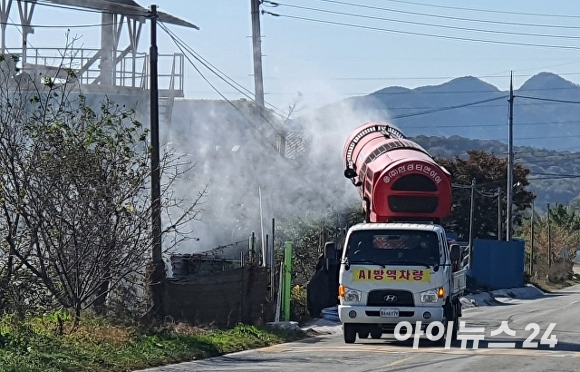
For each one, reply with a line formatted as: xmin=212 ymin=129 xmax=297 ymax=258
xmin=506 ymin=72 xmax=514 ymax=241
xmin=547 ymin=203 xmax=552 ymax=267
xmin=468 ymin=178 xmax=476 ymax=266
xmin=251 ymin=0 xmax=265 ymax=109
xmin=497 ymin=187 xmax=502 ymax=240
xmin=250 ymin=0 xmax=287 ymax=157
xmin=530 ymin=200 xmax=535 ymax=275
xmin=149 ymin=4 xmax=164 ymax=319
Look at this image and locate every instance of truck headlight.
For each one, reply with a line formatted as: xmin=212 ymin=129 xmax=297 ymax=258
xmin=420 ymin=289 xmax=439 ymax=303
xmin=340 ymin=287 xmax=362 ymax=304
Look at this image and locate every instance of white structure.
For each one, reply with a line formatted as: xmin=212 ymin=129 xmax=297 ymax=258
xmin=0 ymin=0 xmax=197 ymax=121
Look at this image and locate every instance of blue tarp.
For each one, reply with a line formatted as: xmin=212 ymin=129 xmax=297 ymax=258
xmin=467 ymin=239 xmax=525 ymax=290
xmin=321 ymin=306 xmax=340 ymax=322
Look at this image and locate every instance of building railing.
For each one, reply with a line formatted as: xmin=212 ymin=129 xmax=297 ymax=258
xmin=7 ymin=46 xmax=183 ymax=97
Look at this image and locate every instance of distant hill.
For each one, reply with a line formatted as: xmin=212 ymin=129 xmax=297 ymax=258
xmin=296 ymin=73 xmax=580 ymax=209
xmin=313 ymin=72 xmax=580 ymax=152
xmin=411 ymin=135 xmax=580 ymax=211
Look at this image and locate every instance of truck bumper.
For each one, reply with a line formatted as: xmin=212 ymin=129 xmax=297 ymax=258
xmin=339 ymin=305 xmax=444 ymax=326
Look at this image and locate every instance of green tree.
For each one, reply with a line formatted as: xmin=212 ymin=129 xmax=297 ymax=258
xmin=437 ymin=150 xmax=535 ymax=240
xmin=0 ymin=52 xmax=204 ymax=321
xmin=519 ymin=206 xmax=579 ymax=280
xmin=548 ymin=203 xmax=580 ymax=230
xmin=276 ymin=205 xmax=361 ymax=283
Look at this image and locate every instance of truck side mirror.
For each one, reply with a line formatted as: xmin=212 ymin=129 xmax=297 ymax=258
xmin=324 ymin=242 xmax=337 ymax=270
xmin=450 ymin=244 xmax=461 ymax=261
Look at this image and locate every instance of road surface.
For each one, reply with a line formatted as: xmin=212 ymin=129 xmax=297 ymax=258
xmin=137 ymin=284 xmax=580 ymax=372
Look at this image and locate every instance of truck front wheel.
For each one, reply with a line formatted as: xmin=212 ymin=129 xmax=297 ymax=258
xmin=436 ymin=301 xmax=457 ymax=346
xmin=343 ymin=324 xmax=356 ymax=344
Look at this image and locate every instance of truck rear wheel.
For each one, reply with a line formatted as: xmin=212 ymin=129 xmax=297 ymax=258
xmin=343 ymin=324 xmax=356 ymax=344
xmin=435 ymin=317 xmax=448 ymax=346
xmin=436 ymin=301 xmax=459 ymax=346
xmin=451 ymin=318 xmax=459 ymax=340
xmin=451 ymin=302 xmax=460 ymax=340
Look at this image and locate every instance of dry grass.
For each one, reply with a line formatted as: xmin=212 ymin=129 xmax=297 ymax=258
xmin=529 ymin=260 xmax=580 ymax=291
xmin=67 ymin=323 xmax=134 ymax=347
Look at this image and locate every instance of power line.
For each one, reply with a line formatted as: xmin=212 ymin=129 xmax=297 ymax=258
xmin=278 ymin=2 xmax=580 ymax=39
xmin=516 ymin=134 xmax=580 ymax=141
xmin=263 ymin=12 xmax=580 ymax=51
xmin=522 ymin=146 xmax=580 ymax=153
xmin=532 ymin=172 xmax=580 ymax=177
xmin=378 ymin=0 xmax=580 ymax=19
xmin=159 ymin=24 xmax=255 ymax=100
xmin=159 ymin=22 xmax=289 ymax=121
xmin=407 ymin=121 xmax=580 ymax=132
xmin=159 ymin=22 xmax=292 ymax=159
xmin=529 ymin=175 xmax=580 ymax=181
xmin=159 ymin=24 xmax=257 ymax=110
xmin=515 ymin=95 xmax=580 ymax=105
xmin=390 ymin=95 xmax=508 ymax=119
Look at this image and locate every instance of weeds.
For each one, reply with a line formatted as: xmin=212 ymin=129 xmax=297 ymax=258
xmin=0 ymin=315 xmax=306 ymax=372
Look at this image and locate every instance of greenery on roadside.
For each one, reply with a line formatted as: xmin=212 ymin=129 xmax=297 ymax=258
xmin=0 ymin=314 xmax=305 ymax=372
xmin=0 ymin=51 xmax=203 ymax=321
xmin=437 ymin=150 xmax=535 ymax=241
xmin=275 ymin=206 xmax=362 ymax=285
xmin=518 ymin=203 xmax=580 ymax=290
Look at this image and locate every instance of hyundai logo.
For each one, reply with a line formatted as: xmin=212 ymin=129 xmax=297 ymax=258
xmin=384 ymin=295 xmax=397 ymax=302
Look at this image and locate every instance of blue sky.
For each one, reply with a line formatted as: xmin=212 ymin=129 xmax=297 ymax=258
xmin=5 ymin=0 xmax=580 ymax=116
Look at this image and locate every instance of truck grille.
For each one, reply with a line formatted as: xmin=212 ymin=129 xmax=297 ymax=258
xmin=367 ymin=290 xmax=414 ymax=307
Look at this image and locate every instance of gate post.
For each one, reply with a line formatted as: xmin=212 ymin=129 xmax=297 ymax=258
xmin=282 ymin=241 xmax=293 ymax=321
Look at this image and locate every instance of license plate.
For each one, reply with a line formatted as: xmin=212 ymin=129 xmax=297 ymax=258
xmin=380 ymin=308 xmax=399 ymax=318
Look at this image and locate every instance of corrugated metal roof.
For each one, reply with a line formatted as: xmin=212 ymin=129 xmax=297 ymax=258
xmin=45 ymin=0 xmax=199 ymax=28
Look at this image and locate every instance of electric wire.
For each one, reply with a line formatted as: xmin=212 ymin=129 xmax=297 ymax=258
xmin=159 ymin=22 xmax=289 ymax=121
xmin=15 ymin=0 xmax=580 ymax=156
xmin=377 ymin=0 xmax=580 ymax=19
xmin=390 ymin=95 xmax=508 ymax=119
xmin=515 ymin=95 xmax=580 ymax=105
xmin=159 ymin=23 xmax=255 ymax=101
xmin=262 ymin=12 xmax=580 ymax=51
xmin=159 ymin=22 xmax=291 ymax=159
xmin=304 ymin=0 xmax=580 ymax=28
xmin=277 ymin=2 xmax=580 ymax=39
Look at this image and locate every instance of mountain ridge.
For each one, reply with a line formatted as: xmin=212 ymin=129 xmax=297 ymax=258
xmin=312 ymin=72 xmax=580 ymax=152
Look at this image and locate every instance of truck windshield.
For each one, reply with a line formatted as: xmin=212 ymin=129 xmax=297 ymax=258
xmin=345 ymin=229 xmax=440 ymax=266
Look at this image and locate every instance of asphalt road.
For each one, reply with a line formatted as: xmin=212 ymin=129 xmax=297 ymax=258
xmin=137 ymin=284 xmax=580 ymax=372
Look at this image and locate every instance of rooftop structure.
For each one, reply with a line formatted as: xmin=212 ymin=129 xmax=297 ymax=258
xmin=0 ymin=0 xmax=198 ymax=120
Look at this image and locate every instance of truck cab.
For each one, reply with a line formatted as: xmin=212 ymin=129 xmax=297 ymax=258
xmin=338 ymin=222 xmax=466 ymax=344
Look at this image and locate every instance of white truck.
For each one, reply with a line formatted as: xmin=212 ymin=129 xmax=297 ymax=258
xmin=338 ymin=122 xmax=467 ymax=344
xmin=338 ymin=223 xmax=467 ymax=344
